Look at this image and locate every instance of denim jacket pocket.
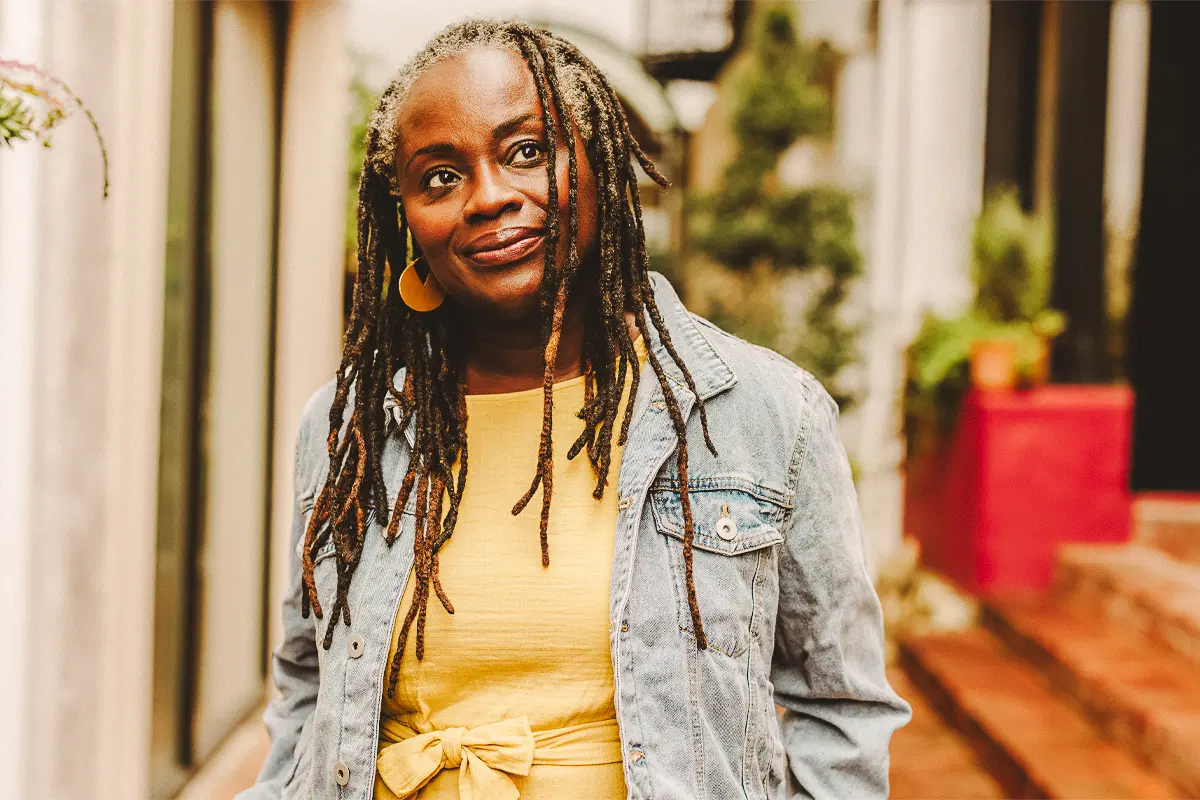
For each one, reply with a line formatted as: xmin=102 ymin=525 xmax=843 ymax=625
xmin=649 ymin=484 xmax=787 ymax=658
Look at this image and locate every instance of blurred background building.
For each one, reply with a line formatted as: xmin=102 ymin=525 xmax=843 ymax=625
xmin=0 ymin=0 xmax=1196 ymax=798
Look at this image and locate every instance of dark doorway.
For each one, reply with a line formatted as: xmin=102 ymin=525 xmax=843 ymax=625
xmin=1048 ymin=0 xmax=1112 ymax=384
xmin=983 ymin=0 xmax=1042 ymax=210
xmin=1129 ymin=2 xmax=1200 ymax=491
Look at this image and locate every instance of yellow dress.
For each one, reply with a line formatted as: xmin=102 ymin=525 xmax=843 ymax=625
xmin=375 ymin=342 xmax=645 ymax=800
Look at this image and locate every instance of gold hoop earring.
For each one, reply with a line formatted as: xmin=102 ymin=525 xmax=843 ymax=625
xmin=398 ymin=258 xmax=445 ymax=312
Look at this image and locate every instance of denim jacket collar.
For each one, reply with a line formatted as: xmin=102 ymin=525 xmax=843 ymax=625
xmin=637 ymin=272 xmax=737 ymax=402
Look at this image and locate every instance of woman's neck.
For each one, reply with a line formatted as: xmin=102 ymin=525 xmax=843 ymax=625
xmin=460 ymin=300 xmax=587 ymax=395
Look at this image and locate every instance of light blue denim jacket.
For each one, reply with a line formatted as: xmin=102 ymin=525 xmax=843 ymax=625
xmin=239 ymin=273 xmax=910 ymax=800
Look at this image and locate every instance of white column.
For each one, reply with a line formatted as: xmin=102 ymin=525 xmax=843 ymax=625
xmin=854 ymin=0 xmax=990 ymax=571
xmin=192 ymin=0 xmax=279 ymax=761
xmin=897 ymin=0 xmax=990 ymax=327
xmin=0 ymin=0 xmax=45 ymax=793
xmin=853 ymin=0 xmax=909 ymax=574
xmin=269 ymin=1 xmax=350 ymax=661
xmin=0 ymin=0 xmax=173 ymax=796
xmin=1104 ymin=0 xmax=1150 ymax=326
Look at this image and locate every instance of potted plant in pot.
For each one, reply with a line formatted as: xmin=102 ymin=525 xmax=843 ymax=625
xmin=902 ymin=189 xmax=1140 ymax=593
xmin=904 ymin=187 xmax=1065 ymax=451
xmin=967 ymin=187 xmax=1059 ymax=389
xmin=902 ymin=188 xmax=1065 ymax=587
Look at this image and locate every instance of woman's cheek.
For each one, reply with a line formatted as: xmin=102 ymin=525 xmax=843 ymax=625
xmin=406 ymin=204 xmax=459 ymax=261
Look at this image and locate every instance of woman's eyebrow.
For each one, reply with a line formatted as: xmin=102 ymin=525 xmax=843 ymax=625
xmin=405 ymin=142 xmax=455 ymax=173
xmin=403 ymin=113 xmax=543 ymax=173
xmin=492 ymin=112 xmax=540 ymax=143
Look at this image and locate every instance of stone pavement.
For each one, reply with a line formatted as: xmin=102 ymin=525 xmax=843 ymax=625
xmin=889 ymin=667 xmax=1006 ymax=799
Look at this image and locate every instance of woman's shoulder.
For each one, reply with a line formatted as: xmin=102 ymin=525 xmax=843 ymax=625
xmin=648 ymin=272 xmax=837 ymax=433
xmin=685 ymin=309 xmax=838 ymax=428
xmin=678 ymin=309 xmax=842 ymax=499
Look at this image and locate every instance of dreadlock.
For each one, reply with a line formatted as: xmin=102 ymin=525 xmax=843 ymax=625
xmin=299 ymin=19 xmax=717 ymax=695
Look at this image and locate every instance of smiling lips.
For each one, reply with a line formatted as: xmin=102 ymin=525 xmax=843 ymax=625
xmin=462 ymin=226 xmax=546 ymax=267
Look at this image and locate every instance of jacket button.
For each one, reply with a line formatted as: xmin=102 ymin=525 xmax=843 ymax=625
xmin=334 ymin=761 xmax=350 ymax=786
xmin=630 ymin=749 xmax=645 ymax=763
xmin=618 ymin=496 xmax=633 ymax=510
xmin=716 ymin=517 xmax=737 ymax=540
xmin=347 ymin=634 xmax=364 ymax=659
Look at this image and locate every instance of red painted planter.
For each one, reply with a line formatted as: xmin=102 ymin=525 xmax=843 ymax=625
xmin=904 ymin=385 xmax=1134 ymax=591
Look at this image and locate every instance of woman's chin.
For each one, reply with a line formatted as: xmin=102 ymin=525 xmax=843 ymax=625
xmin=453 ymin=259 xmax=546 ymax=323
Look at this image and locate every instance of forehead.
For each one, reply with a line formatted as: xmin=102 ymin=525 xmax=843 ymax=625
xmin=394 ymin=46 xmax=541 ymax=149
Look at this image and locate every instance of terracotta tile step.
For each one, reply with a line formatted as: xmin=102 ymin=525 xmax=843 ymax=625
xmin=1056 ymin=544 xmax=1200 ymax=666
xmin=984 ymin=593 xmax=1200 ymax=797
xmin=888 ymin=667 xmax=1006 ymax=799
xmin=1134 ymin=494 xmax=1200 ymax=564
xmin=899 ymin=629 xmax=1183 ymax=799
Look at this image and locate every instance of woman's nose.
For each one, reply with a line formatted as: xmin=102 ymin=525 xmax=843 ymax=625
xmin=463 ymin=163 xmax=522 ymax=221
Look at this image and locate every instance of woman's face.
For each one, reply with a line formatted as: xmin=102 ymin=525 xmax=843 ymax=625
xmin=393 ymin=46 xmax=599 ymax=322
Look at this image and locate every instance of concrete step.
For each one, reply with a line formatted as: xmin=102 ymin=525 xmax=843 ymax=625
xmin=1056 ymin=543 xmax=1200 ymax=666
xmin=984 ymin=593 xmax=1200 ymax=797
xmin=1134 ymin=494 xmax=1200 ymax=565
xmin=900 ymin=629 xmax=1182 ymax=799
xmin=888 ymin=667 xmax=1006 ymax=799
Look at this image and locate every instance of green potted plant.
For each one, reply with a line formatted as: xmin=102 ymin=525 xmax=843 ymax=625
xmin=968 ymin=187 xmax=1060 ymax=388
xmin=685 ymin=3 xmax=862 ymax=409
xmin=904 ymin=187 xmax=1065 ymax=451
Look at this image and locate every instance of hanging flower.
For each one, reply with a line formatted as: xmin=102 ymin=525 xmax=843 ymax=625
xmin=0 ymin=58 xmax=108 ymax=197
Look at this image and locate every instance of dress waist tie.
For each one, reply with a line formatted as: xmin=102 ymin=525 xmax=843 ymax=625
xmin=376 ymin=716 xmax=622 ymax=800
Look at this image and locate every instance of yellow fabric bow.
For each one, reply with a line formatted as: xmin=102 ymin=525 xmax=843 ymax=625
xmin=377 ymin=716 xmax=536 ymax=800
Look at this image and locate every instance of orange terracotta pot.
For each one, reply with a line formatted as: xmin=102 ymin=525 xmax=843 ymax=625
xmin=969 ymin=338 xmax=1018 ymax=391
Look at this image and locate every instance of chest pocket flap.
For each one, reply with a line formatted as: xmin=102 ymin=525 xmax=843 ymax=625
xmin=650 ymin=483 xmax=788 ymax=556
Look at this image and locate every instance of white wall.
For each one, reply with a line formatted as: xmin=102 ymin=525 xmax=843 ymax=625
xmin=0 ymin=0 xmax=174 ymax=796
xmin=0 ymin=0 xmax=45 ymax=792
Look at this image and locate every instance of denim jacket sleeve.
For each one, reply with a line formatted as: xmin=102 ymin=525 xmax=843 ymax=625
xmin=236 ymin=418 xmax=321 ymax=800
xmin=770 ymin=381 xmax=911 ymax=799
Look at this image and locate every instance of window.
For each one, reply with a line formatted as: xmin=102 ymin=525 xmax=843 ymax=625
xmin=150 ymin=3 xmax=283 ymax=795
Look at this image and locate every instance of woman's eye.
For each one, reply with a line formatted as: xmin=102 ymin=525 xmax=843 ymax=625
xmin=424 ymin=169 xmax=459 ymax=190
xmin=512 ymin=141 xmax=544 ymax=164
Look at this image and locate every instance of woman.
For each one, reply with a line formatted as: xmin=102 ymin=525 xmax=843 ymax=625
xmin=241 ymin=18 xmax=908 ymax=800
